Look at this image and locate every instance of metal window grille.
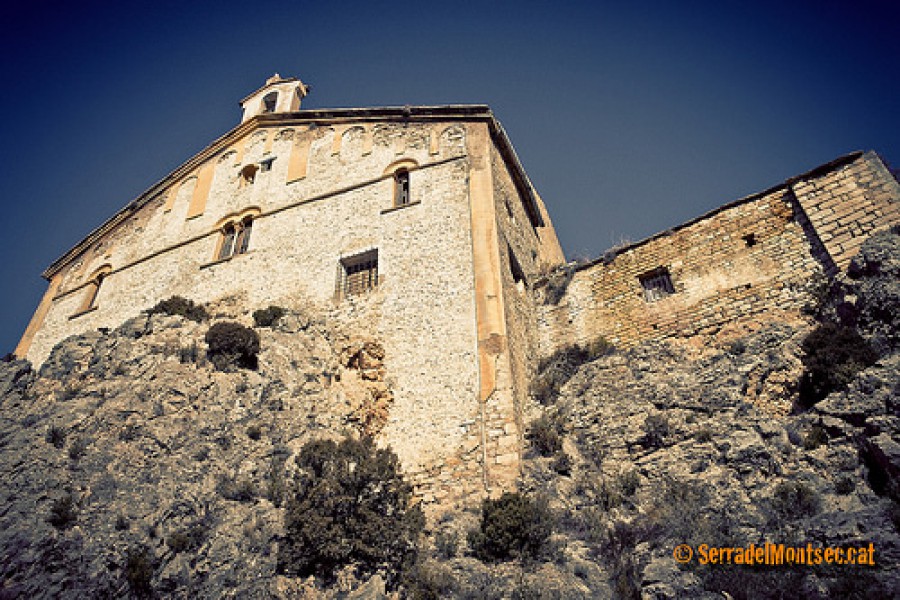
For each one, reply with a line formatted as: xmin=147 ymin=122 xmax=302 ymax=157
xmin=340 ymin=250 xmax=378 ymax=298
xmin=639 ymin=268 xmax=675 ymax=302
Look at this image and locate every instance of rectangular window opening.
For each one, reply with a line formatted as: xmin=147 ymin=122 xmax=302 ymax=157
xmin=508 ymin=245 xmax=526 ymax=285
xmin=639 ymin=267 xmax=675 ymax=302
xmin=339 ymin=249 xmax=379 ymax=299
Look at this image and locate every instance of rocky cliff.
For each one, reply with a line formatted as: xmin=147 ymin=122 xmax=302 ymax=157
xmin=0 ymin=298 xmax=394 ymax=598
xmin=1 ymin=229 xmax=898 ymax=599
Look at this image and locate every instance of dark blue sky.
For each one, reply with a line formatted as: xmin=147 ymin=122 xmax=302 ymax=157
xmin=2 ymin=0 xmax=898 ymax=355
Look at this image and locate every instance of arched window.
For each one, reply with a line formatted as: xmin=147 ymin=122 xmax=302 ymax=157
xmin=216 ymin=216 xmax=253 ymax=260
xmin=394 ymin=169 xmax=410 ymax=206
xmin=235 ymin=216 xmax=253 ymax=255
xmin=217 ymin=223 xmax=238 ymax=260
xmin=74 ymin=266 xmax=111 ymax=316
xmin=262 ymin=91 xmax=278 ymax=113
xmin=240 ymin=164 xmax=258 ymax=185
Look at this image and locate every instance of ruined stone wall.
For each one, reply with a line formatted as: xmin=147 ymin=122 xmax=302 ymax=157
xmin=792 ymin=151 xmax=900 ymax=271
xmin=23 ymin=119 xmax=495 ymax=504
xmin=536 ymin=152 xmax=899 ymax=355
xmin=536 ymin=188 xmax=829 ymax=352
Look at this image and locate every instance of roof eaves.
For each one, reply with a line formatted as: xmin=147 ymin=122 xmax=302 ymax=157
xmin=42 ymin=105 xmax=499 ymax=279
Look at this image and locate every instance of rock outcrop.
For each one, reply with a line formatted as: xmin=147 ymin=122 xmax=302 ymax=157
xmin=1 ymin=230 xmax=898 ymax=599
xmin=0 ymin=300 xmax=391 ymax=598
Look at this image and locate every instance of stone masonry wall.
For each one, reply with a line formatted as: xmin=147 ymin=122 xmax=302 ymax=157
xmin=535 ymin=190 xmax=819 ymax=353
xmin=24 ymin=118 xmax=495 ymax=506
xmin=792 ymin=151 xmax=900 ymax=271
xmin=489 ymin=145 xmax=549 ymax=471
xmin=536 ymin=152 xmax=899 ymax=356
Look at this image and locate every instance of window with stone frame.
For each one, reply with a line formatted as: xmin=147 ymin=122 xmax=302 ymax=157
xmin=73 ymin=266 xmax=111 ymax=317
xmin=339 ymin=249 xmax=379 ymax=299
xmin=262 ymin=91 xmax=278 ymax=113
xmin=639 ymin=267 xmax=675 ymax=302
xmin=217 ymin=216 xmax=253 ymax=261
xmin=394 ymin=169 xmax=410 ymax=206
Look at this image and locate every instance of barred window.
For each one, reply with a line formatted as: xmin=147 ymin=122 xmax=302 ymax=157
xmin=339 ymin=250 xmax=378 ymax=298
xmin=639 ymin=267 xmax=675 ymax=302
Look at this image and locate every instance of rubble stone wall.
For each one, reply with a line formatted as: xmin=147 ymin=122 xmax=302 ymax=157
xmin=536 ymin=152 xmax=900 ymax=354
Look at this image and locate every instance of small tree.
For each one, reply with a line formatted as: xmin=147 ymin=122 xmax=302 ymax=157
xmin=278 ymin=436 xmax=423 ymax=589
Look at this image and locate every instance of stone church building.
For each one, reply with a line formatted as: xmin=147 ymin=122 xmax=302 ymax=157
xmin=14 ymin=75 xmax=900 ymax=500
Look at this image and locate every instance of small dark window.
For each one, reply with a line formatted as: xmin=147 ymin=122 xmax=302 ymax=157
xmin=394 ymin=169 xmax=410 ymax=206
xmin=742 ymin=233 xmax=757 ymax=247
xmin=260 ymin=157 xmax=275 ymax=172
xmin=240 ymin=164 xmax=258 ymax=185
xmin=339 ymin=250 xmax=379 ymax=298
xmin=639 ymin=267 xmax=675 ymax=302
xmin=81 ymin=274 xmax=104 ymax=312
xmin=262 ymin=91 xmax=278 ymax=113
xmin=235 ymin=217 xmax=253 ymax=255
xmin=74 ymin=268 xmax=109 ymax=316
xmin=218 ymin=224 xmax=237 ymax=260
xmin=508 ymin=245 xmax=525 ymax=285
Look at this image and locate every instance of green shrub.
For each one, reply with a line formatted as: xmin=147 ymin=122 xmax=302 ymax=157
xmin=617 ymin=470 xmax=641 ymax=497
xmin=771 ymin=481 xmax=821 ymax=522
xmin=47 ymin=494 xmax=77 ymax=529
xmin=799 ymin=323 xmax=877 ymax=405
xmin=45 ymin=425 xmax=66 ymax=449
xmin=468 ymin=492 xmax=553 ymax=562
xmin=434 ymin=529 xmax=459 ymax=559
xmin=179 ymin=343 xmax=199 ymax=364
xmin=643 ymin=413 xmax=669 ymax=448
xmin=726 ymin=339 xmax=747 ymax=355
xmin=115 ymin=514 xmax=130 ymax=531
xmin=278 ymin=435 xmax=423 ymax=589
xmin=404 ymin=560 xmax=457 ymax=599
xmin=205 ymin=321 xmax=260 ymax=371
xmin=145 ymin=296 xmax=208 ymax=322
xmin=599 ymin=520 xmax=641 ymax=600
xmin=253 ymin=305 xmax=286 ymax=328
xmin=526 ymin=414 xmax=562 ymax=457
xmin=125 ymin=547 xmax=153 ymax=597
